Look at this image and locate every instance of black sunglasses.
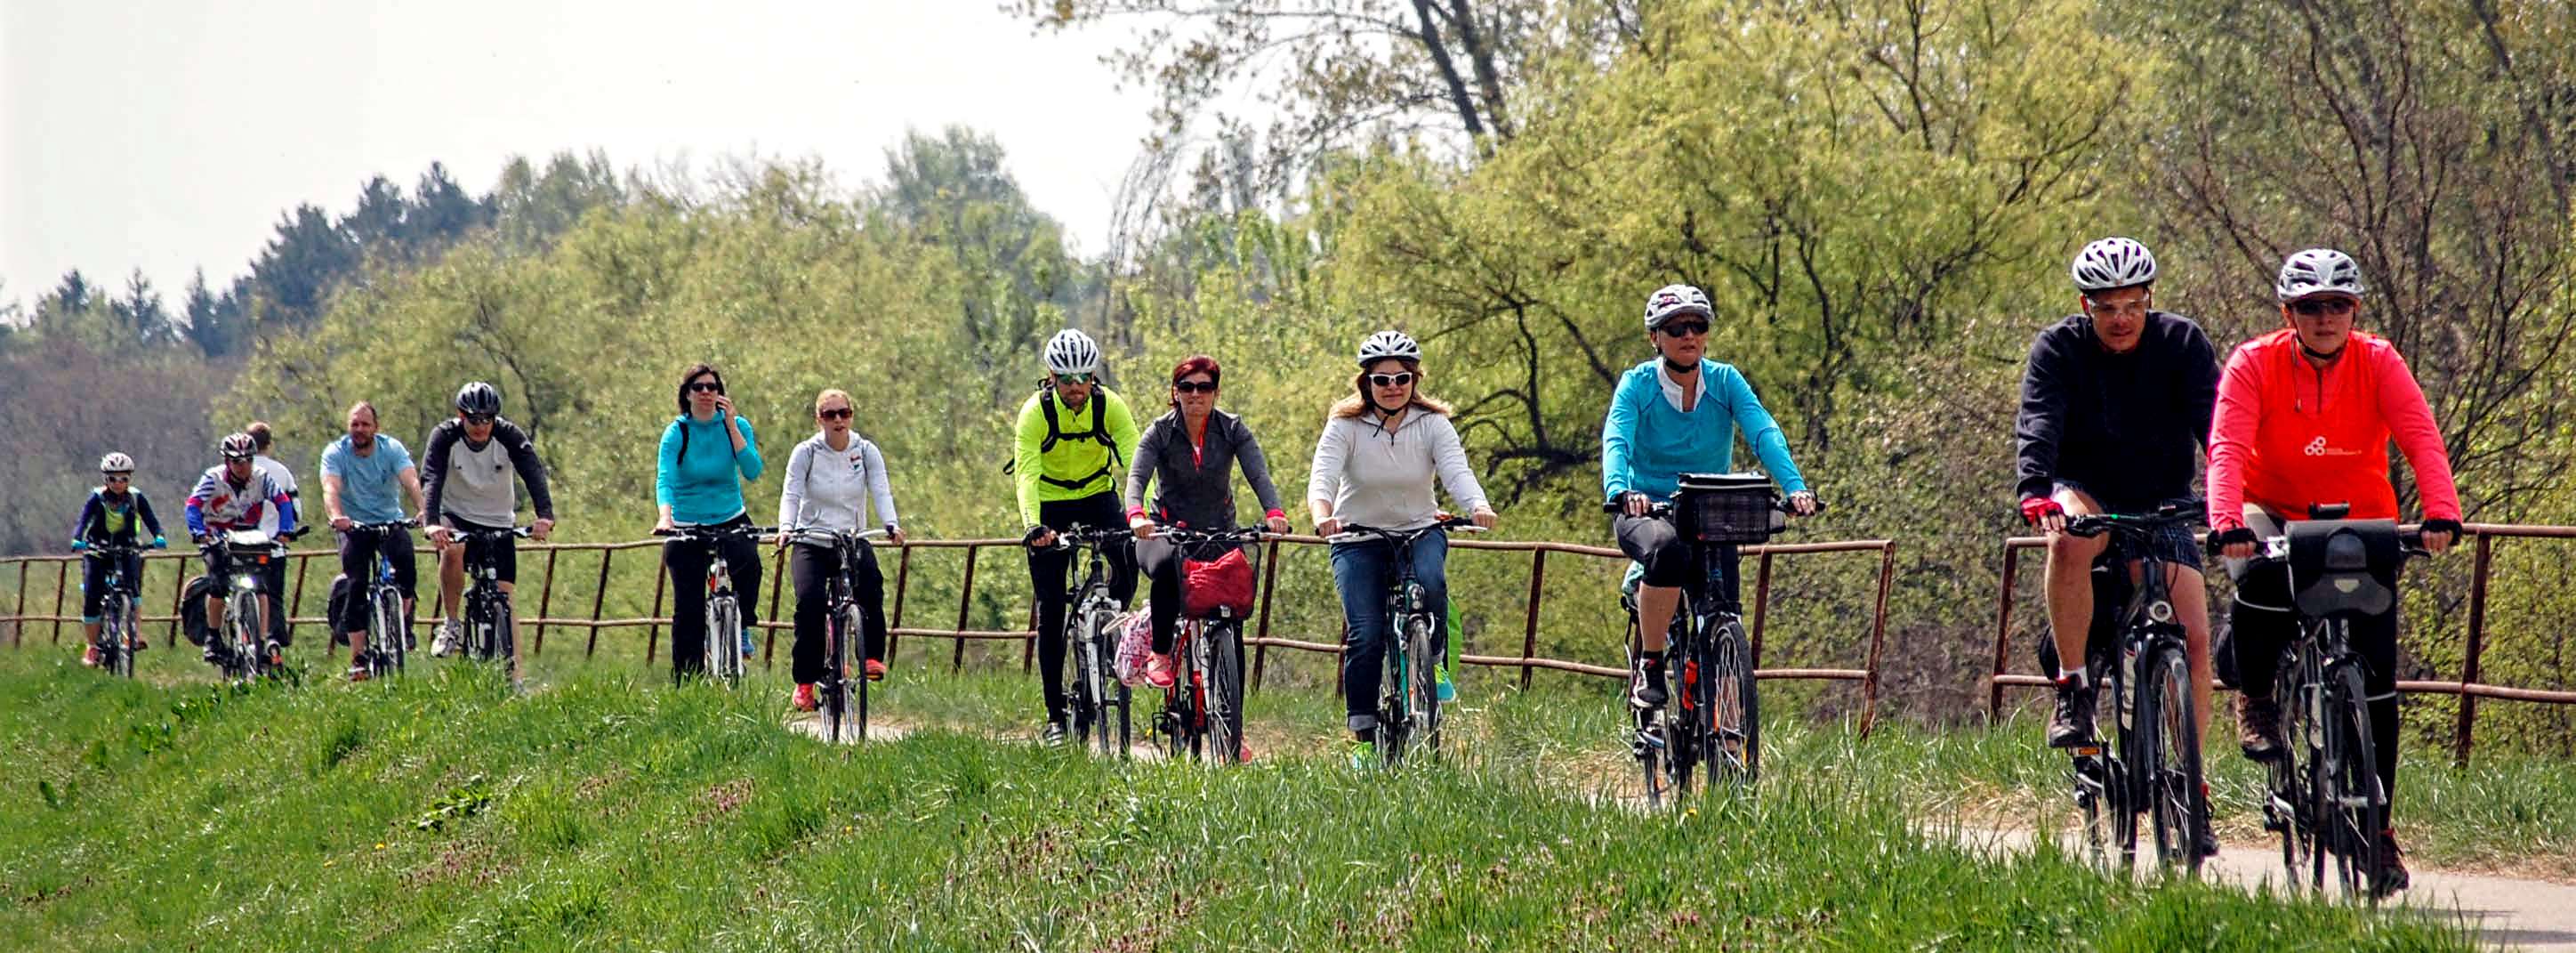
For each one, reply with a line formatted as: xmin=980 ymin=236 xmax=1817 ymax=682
xmin=103 ymin=473 xmax=132 ymax=482
xmin=688 ymin=381 xmax=725 ymax=393
xmin=818 ymin=408 xmax=853 ymax=420
xmin=1366 ymin=372 xmax=1416 ymax=388
xmin=1657 ymin=320 xmax=1711 ymax=337
xmin=463 ymin=413 xmax=496 ymax=424
xmin=2290 ymin=298 xmax=2356 ymax=317
xmin=1173 ymin=380 xmax=1217 ymax=393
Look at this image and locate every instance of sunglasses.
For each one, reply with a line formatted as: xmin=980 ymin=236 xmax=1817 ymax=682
xmin=1657 ymin=320 xmax=1711 ymax=337
xmin=1173 ymin=380 xmax=1217 ymax=394
xmin=1366 ymin=372 xmax=1417 ymax=388
xmin=103 ymin=474 xmax=132 ymax=482
xmin=2290 ymin=297 xmax=2356 ymax=317
xmin=818 ymin=408 xmax=853 ymax=420
xmin=464 ymin=413 xmax=496 ymax=425
xmin=1054 ymin=373 xmax=1096 ymax=386
xmin=688 ymin=381 xmax=725 ymax=393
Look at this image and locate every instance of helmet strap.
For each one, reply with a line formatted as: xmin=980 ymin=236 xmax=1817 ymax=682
xmin=1661 ymin=356 xmax=1699 ymax=376
xmin=2300 ymin=341 xmax=2344 ymax=362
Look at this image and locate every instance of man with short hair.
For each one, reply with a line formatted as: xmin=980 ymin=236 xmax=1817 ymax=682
xmin=246 ymin=420 xmax=298 ymax=642
xmin=320 ymin=401 xmax=428 ymax=682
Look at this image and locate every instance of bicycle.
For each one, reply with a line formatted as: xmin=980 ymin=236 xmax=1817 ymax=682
xmin=1329 ymin=515 xmax=1482 ymax=768
xmin=654 ymin=523 xmax=776 ymax=688
xmin=346 ymin=521 xmax=421 ymax=680
xmin=1150 ymin=525 xmax=1268 ymax=764
xmin=82 ymin=539 xmax=157 ymax=678
xmin=2053 ymin=504 xmax=2211 ymax=877
xmin=198 ymin=528 xmax=302 ymax=683
xmin=782 ymin=526 xmax=888 ymax=743
xmin=2245 ymin=504 xmax=2429 ymax=901
xmin=453 ymin=525 xmax=535 ymax=683
xmin=1610 ymin=474 xmax=1807 ymax=805
xmin=1049 ymin=525 xmax=1133 ymax=757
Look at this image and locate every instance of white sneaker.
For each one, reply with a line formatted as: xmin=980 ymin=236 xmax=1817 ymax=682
xmin=431 ymin=619 xmax=463 ymax=658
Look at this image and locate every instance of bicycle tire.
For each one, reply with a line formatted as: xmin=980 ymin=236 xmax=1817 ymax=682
xmin=2074 ymin=749 xmax=2113 ymax=870
xmin=707 ymin=597 xmax=741 ymax=686
xmin=2267 ymin=639 xmax=2317 ymax=889
xmin=1209 ymin=623 xmax=1244 ymax=765
xmin=1406 ymin=613 xmax=1441 ymax=759
xmin=2320 ymin=659 xmax=2384 ymax=899
xmin=1378 ymin=611 xmax=1411 ymax=767
xmin=2105 ymin=661 xmax=2139 ymax=867
xmin=2142 ymin=641 xmax=2206 ymax=876
xmin=373 ymin=585 xmax=407 ymax=674
xmin=233 ymin=596 xmax=267 ymax=682
xmin=1664 ymin=613 xmax=1697 ymax=799
xmin=103 ymin=592 xmax=136 ymax=679
xmin=494 ymin=591 xmax=517 ymax=683
xmin=1709 ymin=618 xmax=1759 ymax=786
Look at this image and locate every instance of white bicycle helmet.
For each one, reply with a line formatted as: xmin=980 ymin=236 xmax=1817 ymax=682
xmin=1043 ymin=328 xmax=1101 ymax=376
xmin=1643 ymin=284 xmax=1714 ymax=331
xmin=2274 ymin=248 xmax=2365 ymax=302
xmin=219 ymin=433 xmax=257 ymax=460
xmin=1356 ymin=330 xmax=1421 ymax=367
xmin=99 ymin=452 xmax=134 ymax=473
xmin=2071 ymin=238 xmax=2158 ymax=292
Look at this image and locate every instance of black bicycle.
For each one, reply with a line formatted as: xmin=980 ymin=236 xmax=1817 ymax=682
xmin=198 ymin=528 xmax=302 ymax=683
xmin=1151 ymin=526 xmax=1267 ymax=764
xmin=82 ymin=539 xmax=157 ymax=678
xmin=783 ymin=526 xmax=887 ymax=743
xmin=654 ymin=523 xmax=777 ymax=688
xmin=1050 ymin=525 xmax=1132 ymax=757
xmin=1330 ymin=515 xmax=1481 ymax=767
xmin=455 ymin=525 xmax=535 ymax=682
xmin=346 ymin=521 xmax=420 ymax=680
xmin=2053 ymin=505 xmax=2210 ymax=877
xmin=1611 ymin=474 xmax=1807 ymax=805
xmin=2245 ymin=505 xmax=2429 ymax=901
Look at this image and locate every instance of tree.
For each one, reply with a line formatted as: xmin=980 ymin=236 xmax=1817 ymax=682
xmin=109 ymin=269 xmax=173 ymax=348
xmin=874 ymin=126 xmax=1086 ymax=403
xmin=247 ymin=204 xmax=359 ymax=327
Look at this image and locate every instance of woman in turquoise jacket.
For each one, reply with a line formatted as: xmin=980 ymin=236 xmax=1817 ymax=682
xmin=656 ymin=361 xmax=766 ymax=681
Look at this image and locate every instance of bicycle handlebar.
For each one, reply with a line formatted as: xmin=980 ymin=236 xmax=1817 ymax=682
xmin=652 ymin=524 xmax=777 ymax=543
xmin=1599 ymin=493 xmax=1824 ymax=517
xmin=2062 ymin=505 xmax=2206 ymax=540
xmin=1152 ymin=526 xmax=1272 ymax=545
xmin=781 ymin=526 xmax=889 ymax=548
xmin=1325 ymin=516 xmax=1483 ymax=545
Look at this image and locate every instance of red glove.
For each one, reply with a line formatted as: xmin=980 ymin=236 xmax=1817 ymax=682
xmin=2019 ymin=497 xmax=2064 ymax=527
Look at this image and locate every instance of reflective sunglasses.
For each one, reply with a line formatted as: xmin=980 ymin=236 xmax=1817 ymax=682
xmin=2290 ymin=297 xmax=2356 ymax=317
xmin=1366 ymin=372 xmax=1417 ymax=388
xmin=1173 ymin=380 xmax=1217 ymax=394
xmin=688 ymin=381 xmax=725 ymax=393
xmin=1657 ymin=319 xmax=1711 ymax=337
xmin=818 ymin=408 xmax=854 ymax=420
xmin=1054 ymin=373 xmax=1097 ymax=386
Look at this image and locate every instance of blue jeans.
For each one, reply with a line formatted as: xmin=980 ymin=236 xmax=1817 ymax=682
xmin=1332 ymin=530 xmax=1449 ymax=734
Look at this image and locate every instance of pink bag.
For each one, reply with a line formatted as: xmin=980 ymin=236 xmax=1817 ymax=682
xmin=1112 ymin=605 xmax=1155 ymax=687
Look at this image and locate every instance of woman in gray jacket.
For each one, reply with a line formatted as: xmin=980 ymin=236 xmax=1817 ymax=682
xmin=1124 ymin=355 xmax=1292 ymax=692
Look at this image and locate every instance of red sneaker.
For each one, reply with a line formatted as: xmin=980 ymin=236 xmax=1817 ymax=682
xmin=863 ymin=658 xmax=888 ymax=682
xmin=792 ymin=682 xmax=817 ymax=712
xmin=348 ymin=666 xmax=372 ymax=682
xmin=81 ymin=645 xmax=101 ymax=667
xmin=1146 ymin=652 xmax=1177 ymax=689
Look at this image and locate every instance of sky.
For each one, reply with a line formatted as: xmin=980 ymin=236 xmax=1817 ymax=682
xmin=0 ymin=1 xmax=1155 ymax=305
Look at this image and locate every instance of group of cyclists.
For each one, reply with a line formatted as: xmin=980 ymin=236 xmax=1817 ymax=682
xmin=2017 ymin=238 xmax=2460 ymax=896
xmin=62 ymin=236 xmax=2460 ymax=895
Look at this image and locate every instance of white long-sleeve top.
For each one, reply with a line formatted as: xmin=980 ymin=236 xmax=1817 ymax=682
xmin=777 ymin=431 xmax=900 ymax=531
xmin=1306 ymin=408 xmax=1490 ymax=531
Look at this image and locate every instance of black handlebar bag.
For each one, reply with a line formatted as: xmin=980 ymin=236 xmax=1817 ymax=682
xmin=2287 ymin=519 xmax=2402 ymax=619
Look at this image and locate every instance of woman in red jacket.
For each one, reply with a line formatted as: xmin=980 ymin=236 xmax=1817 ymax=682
xmin=2206 ymin=247 xmax=2463 ymax=897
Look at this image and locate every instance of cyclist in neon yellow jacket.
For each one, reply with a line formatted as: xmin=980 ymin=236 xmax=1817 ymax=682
xmin=1015 ymin=328 xmax=1143 ymax=744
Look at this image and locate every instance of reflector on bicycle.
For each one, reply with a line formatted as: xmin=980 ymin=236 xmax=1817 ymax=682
xmin=2287 ymin=520 xmax=2399 ymax=618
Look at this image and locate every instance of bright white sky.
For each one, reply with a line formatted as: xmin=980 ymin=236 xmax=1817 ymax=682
xmin=0 ymin=1 xmax=1155 ymax=305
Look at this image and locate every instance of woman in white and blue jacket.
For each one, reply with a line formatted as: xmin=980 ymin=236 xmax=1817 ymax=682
xmin=1602 ymin=284 xmax=1819 ymax=711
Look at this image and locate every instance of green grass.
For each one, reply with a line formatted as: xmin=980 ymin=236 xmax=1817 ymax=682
xmin=0 ymin=649 xmax=2487 ymax=951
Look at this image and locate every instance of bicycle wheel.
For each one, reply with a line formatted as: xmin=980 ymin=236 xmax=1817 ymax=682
xmin=373 ymin=586 xmax=407 ymax=674
xmin=2142 ymin=641 xmax=2207 ymax=876
xmin=2266 ymin=641 xmax=2317 ymax=889
xmin=103 ymin=593 xmax=136 ymax=679
xmin=1664 ymin=615 xmax=1698 ymax=799
xmin=1709 ymin=618 xmax=1759 ymax=786
xmin=2073 ymin=750 xmax=2113 ymax=870
xmin=2319 ymin=660 xmax=2384 ymax=899
xmin=233 ymin=599 xmax=267 ymax=682
xmin=2105 ymin=663 xmax=2139 ymax=868
xmin=493 ymin=591 xmax=517 ymax=683
xmin=707 ymin=597 xmax=741 ymax=686
xmin=1208 ymin=623 xmax=1244 ymax=765
xmin=1378 ymin=612 xmax=1411 ymax=767
xmin=1405 ymin=613 xmax=1441 ymax=758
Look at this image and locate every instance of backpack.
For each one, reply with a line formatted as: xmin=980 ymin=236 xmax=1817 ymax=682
xmin=1002 ymin=383 xmax=1120 ymax=489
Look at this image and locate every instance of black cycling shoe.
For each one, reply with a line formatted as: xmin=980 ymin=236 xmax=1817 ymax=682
xmin=1038 ymin=720 xmax=1069 ymax=747
xmin=2194 ymin=813 xmax=2221 ymax=860
xmin=2047 ymin=679 xmax=2096 ymax=748
xmin=1629 ymin=656 xmax=1669 ymax=710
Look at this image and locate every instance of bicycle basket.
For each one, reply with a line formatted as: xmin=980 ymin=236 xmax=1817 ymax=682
xmin=1674 ymin=472 xmax=1780 ymax=544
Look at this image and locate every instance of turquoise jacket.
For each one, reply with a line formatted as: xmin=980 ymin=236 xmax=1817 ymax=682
xmin=1600 ymin=358 xmax=1806 ymax=502
xmin=656 ymin=412 xmax=764 ymax=524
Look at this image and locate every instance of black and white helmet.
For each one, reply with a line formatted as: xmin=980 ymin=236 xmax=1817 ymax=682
xmin=1043 ymin=328 xmax=1101 ymax=376
xmin=2071 ymin=238 xmax=2157 ymax=293
xmin=1643 ymin=284 xmax=1714 ymax=331
xmin=1356 ymin=330 xmax=1421 ymax=367
xmin=2274 ymin=248 xmax=2365 ymax=302
xmin=455 ymin=381 xmax=501 ymax=416
xmin=219 ymin=433 xmax=257 ymax=460
xmin=98 ymin=452 xmax=134 ymax=473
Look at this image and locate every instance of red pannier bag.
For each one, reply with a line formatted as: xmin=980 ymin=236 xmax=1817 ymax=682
xmin=1183 ymin=547 xmax=1258 ymax=618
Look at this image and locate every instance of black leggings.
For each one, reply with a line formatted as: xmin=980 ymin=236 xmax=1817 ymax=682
xmin=2232 ymin=560 xmax=2402 ymax=811
xmin=664 ymin=516 xmax=762 ymax=682
xmin=788 ymin=540 xmax=890 ymax=682
xmin=1026 ymin=493 xmax=1135 ymax=722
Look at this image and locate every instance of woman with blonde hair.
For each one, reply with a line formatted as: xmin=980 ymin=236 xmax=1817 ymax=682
xmin=777 ymin=388 xmax=906 ymax=710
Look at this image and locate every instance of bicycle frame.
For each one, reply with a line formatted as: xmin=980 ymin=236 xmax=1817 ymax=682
xmin=656 ymin=523 xmax=775 ymax=686
xmin=2059 ymin=508 xmax=2207 ymax=876
xmin=1331 ymin=517 xmax=1477 ymax=767
xmin=1051 ymin=526 xmax=1130 ymax=756
xmin=207 ymin=529 xmax=291 ymax=682
xmin=1154 ymin=526 xmax=1266 ymax=764
xmin=785 ymin=526 xmax=886 ymax=743
xmin=85 ymin=543 xmax=147 ymax=677
xmin=346 ymin=521 xmax=416 ymax=679
xmin=455 ymin=525 xmax=534 ymax=679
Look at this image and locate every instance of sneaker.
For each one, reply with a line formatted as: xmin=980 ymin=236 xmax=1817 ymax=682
xmin=1145 ymin=652 xmax=1178 ymax=689
xmin=1039 ymin=720 xmax=1069 ymax=747
xmin=2236 ymin=693 xmax=2282 ymax=758
xmin=347 ymin=665 xmax=372 ymax=682
xmin=82 ymin=645 xmax=101 ymax=667
xmin=264 ymin=640 xmax=286 ymax=668
xmin=1236 ymin=741 xmax=1257 ymax=763
xmin=2194 ymin=812 xmax=2220 ymax=860
xmin=1630 ymin=655 xmax=1669 ymax=710
xmin=1348 ymin=740 xmax=1378 ymax=771
xmin=431 ymin=619 xmax=463 ymax=658
xmin=862 ymin=658 xmax=887 ymax=682
xmin=201 ymin=642 xmax=226 ymax=665
xmin=1435 ymin=663 xmax=1457 ymax=703
xmin=792 ymin=682 xmax=817 ymax=712
xmin=2371 ymin=829 xmax=2411 ymax=897
xmin=2048 ymin=676 xmax=2096 ymax=748
xmin=740 ymin=627 xmax=757 ymax=660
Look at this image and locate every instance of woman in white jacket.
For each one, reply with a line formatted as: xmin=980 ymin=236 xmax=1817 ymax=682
xmin=777 ymin=389 xmax=906 ymax=712
xmin=1308 ymin=330 xmax=1498 ymax=763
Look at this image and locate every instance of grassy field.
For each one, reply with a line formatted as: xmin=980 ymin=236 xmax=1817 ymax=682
xmin=0 ymin=644 xmax=2505 ymax=951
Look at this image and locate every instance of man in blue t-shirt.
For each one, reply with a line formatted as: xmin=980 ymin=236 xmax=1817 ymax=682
xmin=1601 ymin=284 xmax=1820 ymax=710
xmin=319 ymin=400 xmax=428 ymax=681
